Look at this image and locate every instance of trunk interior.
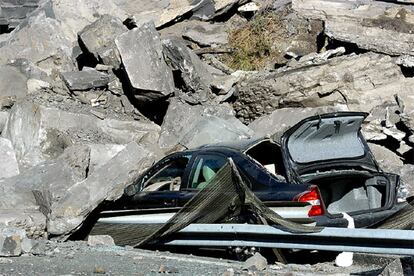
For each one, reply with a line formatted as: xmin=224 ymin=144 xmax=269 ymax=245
xmin=303 ymin=171 xmax=389 ymax=215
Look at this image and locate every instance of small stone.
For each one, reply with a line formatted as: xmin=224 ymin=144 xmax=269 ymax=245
xmin=242 ymin=252 xmax=268 ymax=271
xmin=87 ymin=235 xmax=115 ymax=247
xmin=0 ymin=228 xmax=27 ymax=257
xmin=94 ymin=266 xmax=106 ymax=274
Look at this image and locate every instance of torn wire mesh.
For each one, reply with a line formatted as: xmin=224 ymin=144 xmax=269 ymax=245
xmin=91 ymin=159 xmax=322 ymax=246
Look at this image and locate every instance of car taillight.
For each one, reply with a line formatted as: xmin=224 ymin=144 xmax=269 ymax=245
xmin=293 ymin=185 xmax=324 ymax=217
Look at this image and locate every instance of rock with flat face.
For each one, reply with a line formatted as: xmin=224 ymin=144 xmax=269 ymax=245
xmin=47 ymin=142 xmax=156 ymax=237
xmin=87 ymin=235 xmax=115 ymax=246
xmin=61 ymin=69 xmax=110 ymax=91
xmin=78 ymin=15 xmax=128 ymax=69
xmin=234 ymin=52 xmax=404 ymax=123
xmin=2 ymin=99 xmax=160 ymax=168
xmin=116 ymin=22 xmax=174 ymax=101
xmin=163 ymin=38 xmax=213 ymax=104
xmin=399 ymin=165 xmax=414 ymax=198
xmin=0 ymin=138 xmax=19 ymax=180
xmin=293 ymin=0 xmax=414 ymax=56
xmin=159 ymin=98 xmax=253 ymax=149
xmin=0 ymin=228 xmax=28 ymax=257
xmin=0 ymin=11 xmax=75 ymax=74
xmin=0 ymin=65 xmax=27 ymax=109
xmin=183 ymin=22 xmax=228 ymax=47
xmin=0 ymin=145 xmax=90 ymax=213
xmin=0 ymin=210 xmax=46 ymax=239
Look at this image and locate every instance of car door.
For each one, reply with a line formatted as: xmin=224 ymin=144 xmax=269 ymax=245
xmin=176 ymin=152 xmax=228 ymax=207
xmin=122 ymin=155 xmax=192 ymax=210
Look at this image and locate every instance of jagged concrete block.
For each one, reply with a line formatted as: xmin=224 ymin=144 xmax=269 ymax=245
xmin=61 ymin=69 xmax=110 ymax=91
xmin=47 ymin=142 xmax=156 ymax=237
xmin=78 ymin=15 xmax=128 ymax=69
xmin=116 ymin=22 xmax=174 ymax=101
xmin=0 ymin=137 xmax=19 ymax=179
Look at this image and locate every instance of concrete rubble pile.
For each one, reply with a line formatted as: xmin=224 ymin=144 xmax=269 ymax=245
xmin=0 ymin=0 xmax=411 ymax=267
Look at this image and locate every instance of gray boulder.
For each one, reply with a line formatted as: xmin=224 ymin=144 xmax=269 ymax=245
xmin=2 ymin=99 xmax=160 ymax=168
xmin=88 ymin=144 xmax=126 ymax=174
xmin=78 ymin=15 xmax=128 ymax=69
xmin=0 ymin=138 xmax=19 ymax=180
xmin=163 ymin=38 xmax=214 ymax=104
xmin=0 ymin=65 xmax=27 ymax=108
xmin=0 ymin=210 xmax=46 ymax=239
xmin=180 ymin=114 xmax=253 ymax=149
xmin=47 ymin=142 xmax=156 ymax=237
xmin=61 ymin=69 xmax=110 ymax=91
xmin=398 ymin=165 xmax=414 ymax=199
xmin=0 ymin=145 xmax=90 ymax=212
xmin=183 ymin=22 xmax=228 ymax=47
xmin=293 ymin=0 xmax=414 ymax=56
xmin=243 ymin=252 xmax=268 ymax=271
xmin=159 ymin=98 xmax=253 ymax=149
xmin=0 ymin=228 xmax=30 ymax=257
xmin=116 ymin=22 xmax=174 ymax=101
xmin=235 ymin=52 xmax=404 ymax=123
xmin=87 ymin=235 xmax=115 ymax=246
xmin=0 ymin=10 xmax=75 ymax=74
xmin=368 ymin=143 xmax=404 ymax=175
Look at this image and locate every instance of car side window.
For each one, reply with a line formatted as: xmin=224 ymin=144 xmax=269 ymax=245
xmin=189 ymin=154 xmax=227 ymax=190
xmin=141 ymin=156 xmax=191 ymax=192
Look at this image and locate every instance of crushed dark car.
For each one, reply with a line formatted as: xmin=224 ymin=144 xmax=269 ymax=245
xmin=92 ymin=112 xmax=405 ymax=238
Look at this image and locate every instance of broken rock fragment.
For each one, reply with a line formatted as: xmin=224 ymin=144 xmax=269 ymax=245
xmin=0 ymin=138 xmax=19 ymax=180
xmin=163 ymin=38 xmax=214 ymax=103
xmin=87 ymin=235 xmax=115 ymax=247
xmin=61 ymin=69 xmax=110 ymax=91
xmin=159 ymin=98 xmax=253 ymax=149
xmin=0 ymin=228 xmax=29 ymax=257
xmin=235 ymin=52 xmax=404 ymax=122
xmin=0 ymin=11 xmax=75 ymax=74
xmin=293 ymin=0 xmax=414 ymax=56
xmin=47 ymin=142 xmax=156 ymax=237
xmin=0 ymin=210 xmax=46 ymax=239
xmin=116 ymin=22 xmax=174 ymax=101
xmin=2 ymin=98 xmax=160 ymax=168
xmin=0 ymin=65 xmax=28 ymax=108
xmin=183 ymin=22 xmax=228 ymax=47
xmin=78 ymin=15 xmax=128 ymax=69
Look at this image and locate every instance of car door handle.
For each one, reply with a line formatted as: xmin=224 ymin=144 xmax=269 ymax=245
xmin=164 ymin=199 xmax=176 ymax=207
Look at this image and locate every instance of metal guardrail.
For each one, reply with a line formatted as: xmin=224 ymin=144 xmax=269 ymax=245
xmin=160 ymin=224 xmax=414 ymax=255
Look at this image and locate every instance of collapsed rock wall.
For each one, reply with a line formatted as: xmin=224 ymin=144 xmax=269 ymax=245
xmin=0 ymin=0 xmax=413 ymax=241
